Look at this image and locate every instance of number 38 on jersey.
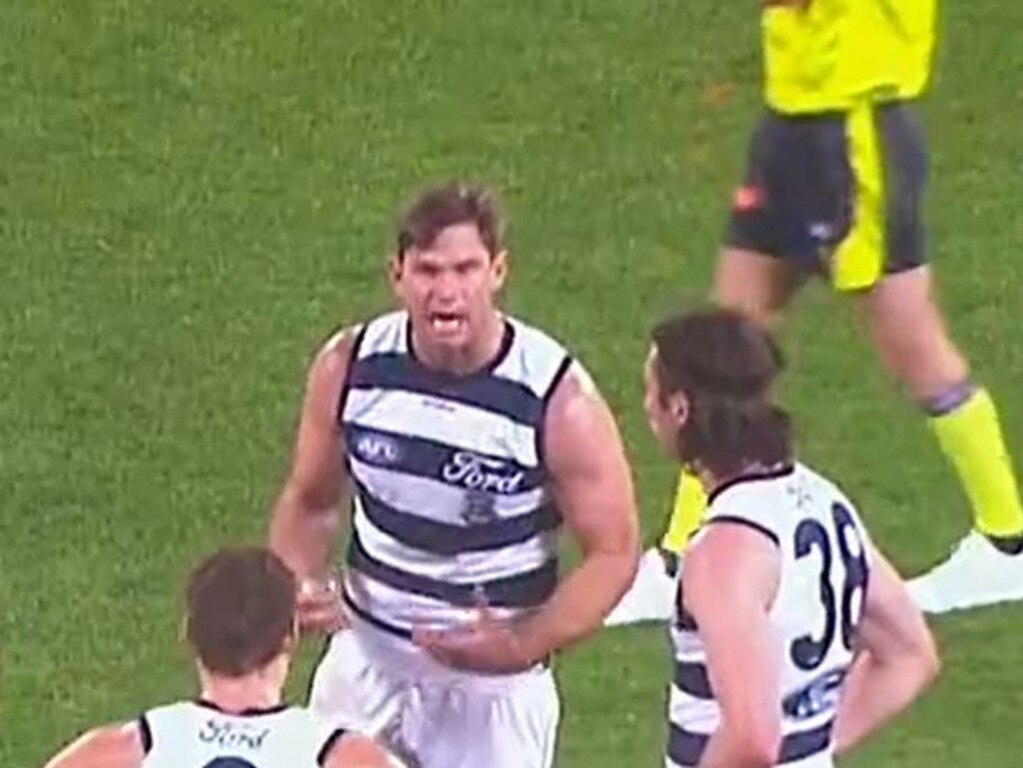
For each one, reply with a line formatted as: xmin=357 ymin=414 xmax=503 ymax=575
xmin=791 ymin=502 xmax=869 ymax=671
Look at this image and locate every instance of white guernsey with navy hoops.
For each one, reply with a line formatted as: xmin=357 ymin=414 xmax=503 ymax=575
xmin=667 ymin=463 xmax=872 ymax=768
xmin=140 ymin=700 xmax=344 ymax=768
xmin=309 ymin=310 xmax=572 ymax=768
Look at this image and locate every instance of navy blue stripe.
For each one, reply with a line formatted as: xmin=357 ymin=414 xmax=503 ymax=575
xmin=194 ymin=700 xmax=289 ymax=716
xmin=534 ymin=353 xmax=573 ymax=466
xmin=347 ymin=353 xmax=543 ymax=427
xmin=342 ymin=588 xmax=414 ymax=639
xmin=345 ymin=424 xmax=544 ymax=492
xmin=335 ymin=324 xmax=369 ymax=427
xmin=343 ymin=589 xmax=554 ymax=672
xmin=674 ymin=579 xmax=698 ymax=631
xmin=667 ymin=719 xmax=833 ymax=767
xmin=782 ymin=668 xmax=848 ymax=719
xmin=137 ymin=714 xmax=153 ymax=754
xmin=355 ymin=484 xmax=560 ymax=555
xmin=347 ymin=532 xmax=558 ymax=608
xmin=704 ymin=515 xmax=780 ymax=547
xmin=673 ymin=660 xmax=714 ymax=699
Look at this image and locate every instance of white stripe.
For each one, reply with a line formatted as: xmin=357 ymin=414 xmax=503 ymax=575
xmin=493 ymin=317 xmax=569 ymax=397
xmin=353 ymin=507 xmax=558 ymax=581
xmin=344 ymin=387 xmax=539 ymax=466
xmin=143 ymin=704 xmax=319 ymax=768
xmin=668 ymin=687 xmax=720 ymax=736
xmin=356 ymin=311 xmax=407 ymax=358
xmin=354 ymin=312 xmax=571 ymax=397
xmin=670 ymin=627 xmax=706 ymax=657
xmin=672 ymin=650 xmax=709 ymax=665
xmin=350 ymin=458 xmax=548 ymax=525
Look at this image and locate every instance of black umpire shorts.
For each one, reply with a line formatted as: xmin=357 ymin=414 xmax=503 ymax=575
xmin=726 ymin=99 xmax=928 ymax=291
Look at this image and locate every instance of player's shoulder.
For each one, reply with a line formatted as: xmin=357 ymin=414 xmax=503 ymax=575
xmin=493 ymin=314 xmax=575 ymax=401
xmin=348 ymin=310 xmax=409 ymax=360
xmin=321 ymin=732 xmax=396 ymax=768
xmin=50 ymin=721 xmax=147 ymax=768
xmin=703 ymin=463 xmax=811 ymax=545
xmin=795 ymin=462 xmax=866 ymax=521
xmin=504 ymin=314 xmax=569 ymax=355
xmin=313 ymin=311 xmax=406 ymax=370
xmin=136 ymin=700 xmax=198 ymax=758
xmin=707 ymin=462 xmax=869 ymax=544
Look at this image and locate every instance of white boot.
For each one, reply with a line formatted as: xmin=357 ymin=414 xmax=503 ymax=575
xmin=908 ymin=530 xmax=1023 ymax=614
xmin=604 ymin=548 xmax=677 ymax=626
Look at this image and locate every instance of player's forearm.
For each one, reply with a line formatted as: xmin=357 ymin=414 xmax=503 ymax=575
xmin=833 ymin=650 xmax=938 ymax=756
xmin=268 ymin=486 xmax=340 ymax=580
xmin=516 ymin=547 xmax=637 ymax=662
xmin=696 ymin=726 xmax=776 ymax=768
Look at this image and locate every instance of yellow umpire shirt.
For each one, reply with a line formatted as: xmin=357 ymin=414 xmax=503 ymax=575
xmin=763 ymin=0 xmax=938 ymax=114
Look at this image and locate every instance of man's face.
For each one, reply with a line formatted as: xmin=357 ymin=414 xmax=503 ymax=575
xmin=643 ymin=346 xmax=688 ymax=457
xmin=391 ymin=222 xmax=507 ymax=358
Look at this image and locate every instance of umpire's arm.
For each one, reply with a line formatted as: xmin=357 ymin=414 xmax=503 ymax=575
xmin=517 ymin=362 xmax=641 ymax=662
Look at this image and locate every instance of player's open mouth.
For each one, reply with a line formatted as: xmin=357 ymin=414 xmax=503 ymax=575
xmin=429 ymin=312 xmax=465 ymax=334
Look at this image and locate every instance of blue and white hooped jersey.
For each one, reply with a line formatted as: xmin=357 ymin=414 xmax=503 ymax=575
xmin=667 ymin=463 xmax=873 ymax=768
xmin=140 ymin=700 xmax=342 ymax=768
xmin=339 ymin=311 xmax=573 ymax=637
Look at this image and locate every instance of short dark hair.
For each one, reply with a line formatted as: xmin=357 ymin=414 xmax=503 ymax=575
xmin=651 ymin=308 xmax=793 ymax=477
xmin=396 ymin=182 xmax=505 ymax=260
xmin=185 ymin=547 xmax=296 ymax=677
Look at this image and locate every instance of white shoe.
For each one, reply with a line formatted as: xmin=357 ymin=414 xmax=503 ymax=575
xmin=604 ymin=548 xmax=678 ymax=626
xmin=907 ymin=530 xmax=1023 ymax=614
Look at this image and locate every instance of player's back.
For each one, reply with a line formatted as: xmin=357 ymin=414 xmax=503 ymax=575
xmin=668 ymin=463 xmax=870 ymax=768
xmin=141 ymin=700 xmax=336 ymax=768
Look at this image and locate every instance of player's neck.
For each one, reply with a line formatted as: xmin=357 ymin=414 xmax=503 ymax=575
xmin=413 ymin=310 xmax=506 ymax=376
xmin=696 ymin=459 xmax=790 ymax=498
xmin=197 ymin=665 xmax=286 ymax=714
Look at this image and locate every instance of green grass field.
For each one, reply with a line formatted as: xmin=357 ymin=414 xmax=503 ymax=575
xmin=4 ymin=2 xmax=1023 ymax=766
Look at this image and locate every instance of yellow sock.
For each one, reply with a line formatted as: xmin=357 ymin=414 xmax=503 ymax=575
xmin=660 ymin=468 xmax=708 ymax=553
xmin=930 ymin=388 xmax=1023 ymax=538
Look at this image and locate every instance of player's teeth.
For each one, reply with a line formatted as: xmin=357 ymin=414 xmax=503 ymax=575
xmin=432 ymin=316 xmax=460 ymax=331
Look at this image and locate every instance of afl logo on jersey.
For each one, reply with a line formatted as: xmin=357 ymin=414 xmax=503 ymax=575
xmin=353 ymin=432 xmax=401 ymax=466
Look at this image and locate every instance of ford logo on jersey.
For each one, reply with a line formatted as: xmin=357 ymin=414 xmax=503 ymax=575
xmin=353 ymin=432 xmax=401 ymax=465
xmin=782 ymin=667 xmax=847 ymax=720
xmin=198 ymin=719 xmax=269 ymax=750
xmin=441 ymin=451 xmax=525 ymax=494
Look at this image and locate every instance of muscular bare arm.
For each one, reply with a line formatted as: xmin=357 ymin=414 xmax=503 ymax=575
xmin=42 ymin=722 xmax=143 ymax=768
xmin=685 ymin=524 xmax=782 ymax=768
xmin=833 ymin=546 xmax=939 ymax=756
xmin=268 ymin=330 xmax=354 ymax=630
xmin=514 ymin=364 xmax=641 ymax=663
